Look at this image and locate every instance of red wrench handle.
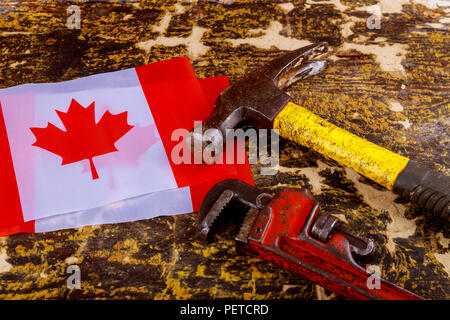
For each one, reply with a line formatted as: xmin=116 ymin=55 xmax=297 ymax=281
xmin=239 ymin=189 xmax=423 ymax=300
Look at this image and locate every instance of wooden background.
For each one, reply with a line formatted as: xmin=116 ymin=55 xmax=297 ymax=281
xmin=0 ymin=0 xmax=448 ymax=299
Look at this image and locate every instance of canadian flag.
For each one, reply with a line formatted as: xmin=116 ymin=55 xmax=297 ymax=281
xmin=0 ymin=58 xmax=253 ymax=236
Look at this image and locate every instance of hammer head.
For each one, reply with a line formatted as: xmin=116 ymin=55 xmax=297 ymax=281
xmin=189 ymin=42 xmax=328 ymax=160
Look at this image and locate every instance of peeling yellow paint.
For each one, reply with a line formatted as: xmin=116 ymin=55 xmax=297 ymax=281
xmin=275 ymin=102 xmax=410 ymax=190
xmin=155 ymin=278 xmax=192 ymax=299
xmin=390 ymin=101 xmax=404 ymax=112
xmin=316 ymin=285 xmax=337 ymax=300
xmin=220 ymin=265 xmax=241 ymax=282
xmin=65 ymin=256 xmax=79 ymax=265
xmin=202 ymin=246 xmax=220 ymax=258
xmin=436 ymin=233 xmax=450 ymax=249
xmin=339 ymin=42 xmax=409 ymax=77
xmin=137 ymin=26 xmax=209 ymax=59
xmin=278 ymin=3 xmax=295 ymax=13
xmin=359 ymin=0 xmax=449 ymax=15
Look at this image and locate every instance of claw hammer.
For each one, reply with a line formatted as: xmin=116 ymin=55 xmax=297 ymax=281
xmin=190 ymin=43 xmax=449 ymax=225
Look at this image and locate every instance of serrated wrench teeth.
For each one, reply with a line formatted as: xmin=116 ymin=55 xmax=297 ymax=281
xmin=198 ymin=189 xmax=234 ymax=240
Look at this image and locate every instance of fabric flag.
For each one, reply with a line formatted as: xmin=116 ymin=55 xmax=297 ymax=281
xmin=0 ymin=58 xmax=253 ymax=236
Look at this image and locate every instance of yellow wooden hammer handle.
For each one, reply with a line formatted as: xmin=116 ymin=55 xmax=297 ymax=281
xmin=273 ymin=102 xmax=410 ymax=190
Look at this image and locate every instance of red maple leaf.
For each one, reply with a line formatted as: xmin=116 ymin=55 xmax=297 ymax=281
xmin=30 ymin=99 xmax=134 ymax=180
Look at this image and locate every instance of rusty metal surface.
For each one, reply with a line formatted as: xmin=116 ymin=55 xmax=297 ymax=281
xmin=0 ymin=0 xmax=449 ymax=299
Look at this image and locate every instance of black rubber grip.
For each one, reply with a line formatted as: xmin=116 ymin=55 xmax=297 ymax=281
xmin=394 ymin=160 xmax=449 ymax=224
